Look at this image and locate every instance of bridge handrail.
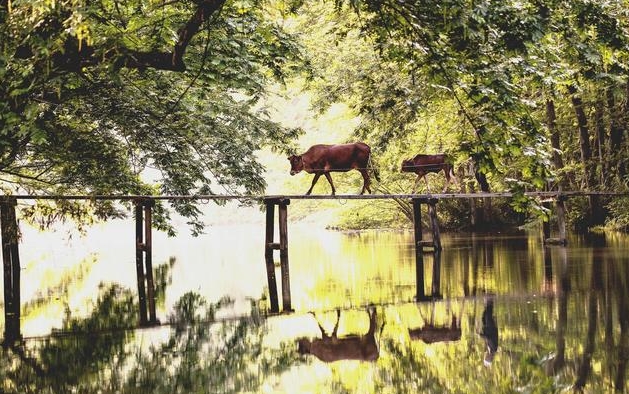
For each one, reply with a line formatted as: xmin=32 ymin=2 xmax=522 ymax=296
xmin=1 ymin=190 xmax=628 ymax=201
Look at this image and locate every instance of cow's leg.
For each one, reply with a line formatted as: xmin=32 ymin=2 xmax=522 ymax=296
xmin=310 ymin=311 xmax=330 ymax=339
xmin=306 ymin=173 xmax=322 ymax=195
xmin=449 ymin=166 xmax=459 ymax=187
xmin=359 ymin=169 xmax=371 ymax=194
xmin=323 ymin=172 xmax=336 ymax=195
xmin=367 ymin=306 xmax=377 ymax=336
xmin=332 ymin=309 xmax=341 ymax=338
xmin=442 ymin=169 xmax=451 ymax=192
xmin=424 ymin=175 xmax=432 ymax=193
xmin=442 ymin=166 xmax=457 ymax=192
xmin=411 ymin=175 xmax=422 ymax=193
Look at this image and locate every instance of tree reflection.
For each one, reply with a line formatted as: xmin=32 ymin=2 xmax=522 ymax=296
xmin=479 ymin=297 xmax=498 ymax=366
xmin=1 ymin=284 xmax=302 ymax=394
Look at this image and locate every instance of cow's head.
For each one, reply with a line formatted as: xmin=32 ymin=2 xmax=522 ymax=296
xmin=288 ymin=155 xmax=303 ymax=175
xmin=400 ymin=159 xmax=415 ymax=172
xmin=296 ymin=337 xmax=312 ymax=355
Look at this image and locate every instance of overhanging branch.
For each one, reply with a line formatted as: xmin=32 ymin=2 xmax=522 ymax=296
xmin=17 ymin=0 xmax=227 ymax=72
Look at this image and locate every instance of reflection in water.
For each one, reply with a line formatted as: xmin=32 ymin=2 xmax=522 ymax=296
xmin=297 ymin=307 xmax=380 ymax=362
xmin=479 ymin=297 xmax=498 ymax=366
xmin=1 ymin=287 xmax=301 ymax=394
xmin=408 ymin=301 xmax=462 ymax=344
xmin=2 ymin=227 xmax=629 ymax=393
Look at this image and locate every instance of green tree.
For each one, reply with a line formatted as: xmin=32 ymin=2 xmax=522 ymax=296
xmin=298 ymin=0 xmax=629 ymax=228
xmin=1 ymin=0 xmax=305 ymax=234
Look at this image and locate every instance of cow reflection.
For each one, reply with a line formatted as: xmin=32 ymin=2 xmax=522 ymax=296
xmin=409 ymin=314 xmax=461 ymax=343
xmin=479 ymin=298 xmax=498 ymax=366
xmin=297 ymin=307 xmax=379 ymax=362
xmin=408 ymin=302 xmax=461 ymax=344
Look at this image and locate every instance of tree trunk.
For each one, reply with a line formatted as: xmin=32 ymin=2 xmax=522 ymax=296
xmin=568 ymin=84 xmax=594 ymax=187
xmin=574 ymin=255 xmax=602 ymax=390
xmin=619 ymin=80 xmax=629 ymax=180
xmin=616 ymin=272 xmax=629 ymax=391
xmin=546 ymin=98 xmax=564 ymax=189
xmin=606 ymin=88 xmax=623 ymax=182
xmin=568 ymin=84 xmax=603 ymax=225
xmin=594 ymin=97 xmax=606 ymax=187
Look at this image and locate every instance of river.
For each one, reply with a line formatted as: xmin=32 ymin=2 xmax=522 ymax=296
xmin=1 ymin=215 xmax=627 ymax=393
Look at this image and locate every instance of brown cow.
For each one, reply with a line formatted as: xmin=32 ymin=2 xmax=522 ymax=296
xmin=401 ymin=153 xmax=457 ymax=193
xmin=288 ymin=142 xmax=376 ymax=195
xmin=297 ymin=307 xmax=380 ymax=362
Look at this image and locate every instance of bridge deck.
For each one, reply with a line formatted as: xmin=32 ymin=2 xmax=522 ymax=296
xmin=6 ymin=191 xmax=629 ymax=201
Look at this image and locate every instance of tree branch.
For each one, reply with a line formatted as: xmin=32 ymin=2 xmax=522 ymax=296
xmin=18 ymin=0 xmax=227 ymax=72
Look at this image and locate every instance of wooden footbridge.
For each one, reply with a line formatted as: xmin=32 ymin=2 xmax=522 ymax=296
xmin=0 ymin=191 xmax=623 ymax=342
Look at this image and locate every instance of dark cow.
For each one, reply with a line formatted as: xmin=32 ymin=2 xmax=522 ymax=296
xmin=401 ymin=153 xmax=457 ymax=193
xmin=408 ymin=302 xmax=463 ymax=344
xmin=408 ymin=314 xmax=461 ymax=344
xmin=297 ymin=307 xmax=380 ymax=362
xmin=288 ymin=142 xmax=375 ymax=195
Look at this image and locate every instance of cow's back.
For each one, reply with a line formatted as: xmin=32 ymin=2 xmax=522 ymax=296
xmin=303 ymin=143 xmax=371 ymax=172
xmin=309 ymin=336 xmax=379 ymax=362
xmin=412 ymin=154 xmax=451 ymax=172
xmin=409 ymin=326 xmax=462 ymax=343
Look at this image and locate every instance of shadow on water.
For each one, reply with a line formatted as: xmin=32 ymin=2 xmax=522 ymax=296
xmin=1 ymin=231 xmax=628 ymax=393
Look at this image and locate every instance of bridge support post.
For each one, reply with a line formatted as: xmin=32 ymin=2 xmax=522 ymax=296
xmin=543 ymin=196 xmax=567 ymax=246
xmin=431 ymin=250 xmax=442 ymax=299
xmin=413 ymin=198 xmax=443 ymax=301
xmin=412 ymin=198 xmax=426 ymax=300
xmin=264 ymin=198 xmax=292 ymax=314
xmin=134 ymin=198 xmax=158 ymax=326
xmin=1 ymin=197 xmax=21 ymax=343
xmin=427 ymin=200 xmax=442 ymax=251
xmin=412 ymin=198 xmax=442 ymax=252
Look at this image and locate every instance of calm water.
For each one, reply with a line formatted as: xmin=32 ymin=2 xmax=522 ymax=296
xmin=1 ymin=217 xmax=628 ymax=393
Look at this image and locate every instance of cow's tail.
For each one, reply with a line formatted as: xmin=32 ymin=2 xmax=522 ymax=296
xmin=368 ymin=155 xmax=381 ymax=182
xmin=448 ymin=163 xmax=459 ymax=185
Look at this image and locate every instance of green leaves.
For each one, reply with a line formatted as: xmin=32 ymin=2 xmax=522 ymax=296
xmin=1 ymin=0 xmax=306 ymax=234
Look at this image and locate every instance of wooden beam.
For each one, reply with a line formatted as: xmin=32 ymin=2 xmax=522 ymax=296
xmin=427 ymin=201 xmax=442 ymax=251
xmin=264 ymin=200 xmax=279 ymax=313
xmin=143 ymin=199 xmax=158 ymax=324
xmin=7 ymin=190 xmax=629 ymax=202
xmin=412 ymin=198 xmax=426 ymax=300
xmin=278 ymin=199 xmax=292 ymax=313
xmin=1 ymin=197 xmax=21 ymax=343
xmin=134 ymin=200 xmax=148 ymax=325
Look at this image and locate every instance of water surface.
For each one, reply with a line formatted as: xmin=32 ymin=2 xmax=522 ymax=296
xmin=1 ymin=219 xmax=627 ymax=393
